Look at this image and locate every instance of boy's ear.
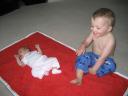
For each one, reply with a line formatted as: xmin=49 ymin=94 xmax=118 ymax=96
xmin=108 ymin=26 xmax=112 ymax=32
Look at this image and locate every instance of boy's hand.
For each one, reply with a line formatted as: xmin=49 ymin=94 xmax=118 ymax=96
xmin=89 ymin=68 xmax=97 ymax=75
xmin=76 ymin=45 xmax=85 ymax=56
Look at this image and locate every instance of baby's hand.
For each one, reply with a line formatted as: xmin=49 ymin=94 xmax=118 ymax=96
xmin=35 ymin=44 xmax=40 ymax=48
xmin=14 ymin=54 xmax=20 ymax=59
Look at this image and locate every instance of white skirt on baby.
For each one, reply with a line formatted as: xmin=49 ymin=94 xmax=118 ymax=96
xmin=31 ymin=57 xmax=60 ymax=79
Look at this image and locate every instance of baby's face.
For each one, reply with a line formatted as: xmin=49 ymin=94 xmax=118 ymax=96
xmin=18 ymin=48 xmax=29 ymax=57
xmin=90 ymin=17 xmax=112 ymax=37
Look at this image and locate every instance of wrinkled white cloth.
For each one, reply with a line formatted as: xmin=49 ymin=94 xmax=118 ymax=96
xmin=21 ymin=51 xmax=61 ymax=79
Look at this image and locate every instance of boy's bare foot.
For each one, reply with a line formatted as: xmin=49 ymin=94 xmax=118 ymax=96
xmin=70 ymin=79 xmax=82 ymax=86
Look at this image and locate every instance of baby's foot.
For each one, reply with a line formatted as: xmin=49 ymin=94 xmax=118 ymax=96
xmin=70 ymin=79 xmax=82 ymax=86
xmin=52 ymin=69 xmax=62 ymax=74
xmin=44 ymin=71 xmax=49 ymax=76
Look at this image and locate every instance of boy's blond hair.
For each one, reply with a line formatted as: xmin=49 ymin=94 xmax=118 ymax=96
xmin=92 ymin=8 xmax=116 ymax=27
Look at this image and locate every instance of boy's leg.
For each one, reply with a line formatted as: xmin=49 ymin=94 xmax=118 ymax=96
xmin=70 ymin=52 xmax=95 ymax=85
xmin=70 ymin=69 xmax=84 ymax=85
xmin=96 ymin=59 xmax=116 ymax=77
xmin=75 ymin=52 xmax=94 ymax=73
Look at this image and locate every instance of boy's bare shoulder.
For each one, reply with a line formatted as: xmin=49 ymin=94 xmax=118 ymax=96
xmin=107 ymin=33 xmax=116 ymax=42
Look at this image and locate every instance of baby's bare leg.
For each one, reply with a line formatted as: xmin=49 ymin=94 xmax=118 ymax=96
xmin=70 ymin=69 xmax=84 ymax=85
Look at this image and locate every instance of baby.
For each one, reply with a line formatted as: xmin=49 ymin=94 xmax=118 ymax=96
xmin=14 ymin=44 xmax=61 ymax=79
xmin=70 ymin=8 xmax=116 ymax=85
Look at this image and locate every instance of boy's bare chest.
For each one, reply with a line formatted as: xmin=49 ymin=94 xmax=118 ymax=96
xmin=93 ymin=37 xmax=107 ymax=50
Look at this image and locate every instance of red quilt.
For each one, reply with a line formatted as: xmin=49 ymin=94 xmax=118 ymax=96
xmin=0 ymin=32 xmax=127 ymax=96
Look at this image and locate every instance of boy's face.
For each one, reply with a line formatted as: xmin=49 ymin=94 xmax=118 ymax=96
xmin=90 ymin=17 xmax=112 ymax=37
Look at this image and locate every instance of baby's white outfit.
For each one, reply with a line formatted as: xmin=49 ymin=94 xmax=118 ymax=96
xmin=21 ymin=51 xmax=61 ymax=79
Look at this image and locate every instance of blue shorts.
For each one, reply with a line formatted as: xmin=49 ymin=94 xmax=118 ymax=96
xmin=76 ymin=52 xmax=116 ymax=77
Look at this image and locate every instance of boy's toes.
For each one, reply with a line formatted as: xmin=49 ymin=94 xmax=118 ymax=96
xmin=70 ymin=79 xmax=81 ymax=85
xmin=70 ymin=79 xmax=77 ymax=84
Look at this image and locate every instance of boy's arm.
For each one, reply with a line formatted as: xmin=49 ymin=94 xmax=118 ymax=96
xmin=76 ymin=32 xmax=93 ymax=56
xmin=14 ymin=55 xmax=25 ymax=67
xmin=35 ymin=44 xmax=42 ymax=54
xmin=81 ymin=32 xmax=93 ymax=48
xmin=89 ymin=38 xmax=115 ymax=74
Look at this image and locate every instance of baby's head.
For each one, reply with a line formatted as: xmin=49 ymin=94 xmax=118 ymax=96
xmin=18 ymin=46 xmax=30 ymax=57
xmin=91 ymin=8 xmax=115 ymax=37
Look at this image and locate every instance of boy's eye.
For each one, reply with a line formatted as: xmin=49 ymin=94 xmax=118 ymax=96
xmin=97 ymin=27 xmax=101 ymax=30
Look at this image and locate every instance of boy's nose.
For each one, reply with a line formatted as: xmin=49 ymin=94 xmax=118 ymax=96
xmin=93 ymin=31 xmax=98 ymax=35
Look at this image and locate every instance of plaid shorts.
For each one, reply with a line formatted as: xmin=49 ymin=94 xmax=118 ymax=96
xmin=76 ymin=52 xmax=116 ymax=77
